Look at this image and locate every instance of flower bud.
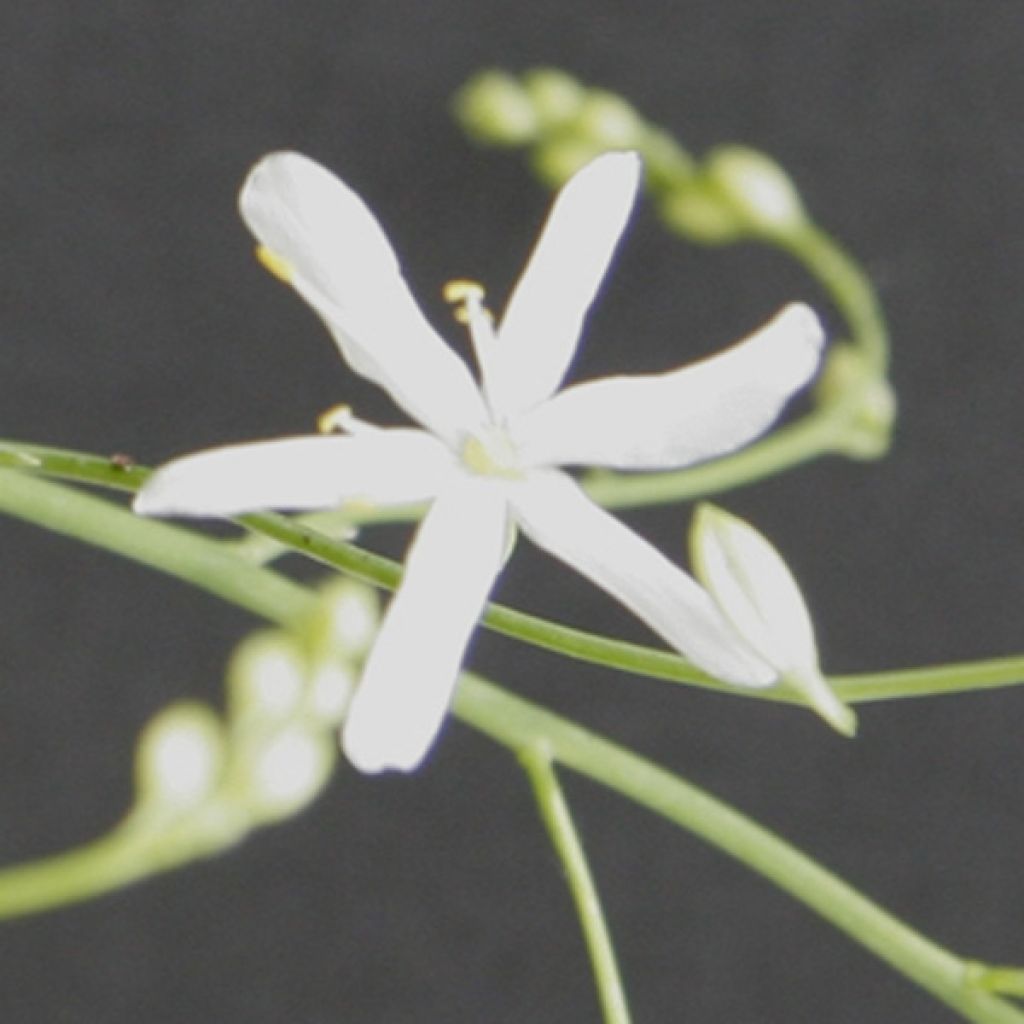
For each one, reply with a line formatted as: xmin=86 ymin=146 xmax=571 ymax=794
xmin=240 ymin=726 xmax=336 ymax=823
xmin=453 ymin=71 xmax=539 ymax=146
xmin=135 ymin=702 xmax=225 ymax=810
xmin=529 ymin=136 xmax=606 ymax=188
xmin=815 ymin=345 xmax=896 ymax=459
xmin=522 ymin=68 xmax=587 ymax=129
xmin=704 ymin=146 xmax=807 ymax=237
xmin=307 ymin=661 xmax=356 ymax=727
xmin=658 ymin=188 xmax=745 ymax=245
xmin=575 ymin=91 xmax=644 ymax=149
xmin=312 ymin=578 xmax=380 ymax=662
xmin=227 ymin=630 xmax=305 ymax=725
xmin=690 ymin=504 xmax=856 ymax=737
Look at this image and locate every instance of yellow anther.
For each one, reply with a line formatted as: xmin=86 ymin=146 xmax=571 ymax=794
xmin=442 ymin=278 xmax=486 ymax=304
xmin=257 ymin=245 xmax=293 ymax=284
xmin=443 ymin=278 xmax=495 ymax=326
xmin=317 ymin=404 xmax=354 ymax=435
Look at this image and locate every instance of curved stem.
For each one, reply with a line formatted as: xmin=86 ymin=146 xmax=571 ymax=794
xmin=581 ymin=408 xmax=847 ymax=510
xmin=521 ymin=746 xmax=632 ymax=1024
xmin=456 ymin=674 xmax=1024 ymax=1024
xmin=781 ymin=223 xmax=890 ymax=375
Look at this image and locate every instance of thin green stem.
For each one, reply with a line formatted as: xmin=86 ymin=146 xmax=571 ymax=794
xmin=0 ymin=807 xmax=248 ymax=919
xmin=1 ymin=456 xmax=1020 ymax=708
xmin=0 ymin=468 xmax=312 ymax=625
xmin=831 ymin=656 xmax=1024 ymax=702
xmin=456 ymin=674 xmax=1024 ymax=1024
xmin=781 ymin=223 xmax=890 ymax=375
xmin=0 ymin=819 xmax=158 ymax=918
xmin=521 ymin=746 xmax=632 ymax=1024
xmin=581 ymin=407 xmax=847 ymax=510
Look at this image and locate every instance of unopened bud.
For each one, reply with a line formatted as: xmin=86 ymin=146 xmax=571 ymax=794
xmin=242 ymin=726 xmax=335 ymax=823
xmin=227 ymin=631 xmax=305 ymax=725
xmin=691 ymin=504 xmax=856 ymax=737
xmin=135 ymin=703 xmax=225 ymax=810
xmin=453 ymin=71 xmax=539 ymax=146
xmin=705 ymin=146 xmax=807 ymax=237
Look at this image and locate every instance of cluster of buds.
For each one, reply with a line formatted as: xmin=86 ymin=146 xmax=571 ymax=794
xmin=132 ymin=580 xmax=379 ymax=855
xmin=454 ymin=68 xmax=807 ymax=243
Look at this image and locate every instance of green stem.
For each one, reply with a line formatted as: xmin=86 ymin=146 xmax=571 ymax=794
xmin=831 ymin=656 xmax=1024 ymax=702
xmin=0 ymin=468 xmax=312 ymax=625
xmin=581 ymin=408 xmax=847 ymax=510
xmin=1 ymin=460 xmax=1020 ymax=709
xmin=781 ymin=223 xmax=890 ymax=375
xmin=521 ymin=746 xmax=632 ymax=1024
xmin=456 ymin=674 xmax=1024 ymax=1024
xmin=0 ymin=808 xmax=247 ymax=919
xmin=0 ymin=820 xmax=157 ymax=918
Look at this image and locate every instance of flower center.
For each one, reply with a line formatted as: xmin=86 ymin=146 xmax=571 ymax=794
xmin=461 ymin=425 xmax=523 ymax=479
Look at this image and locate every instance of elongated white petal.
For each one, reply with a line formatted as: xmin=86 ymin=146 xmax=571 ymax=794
xmin=509 ymin=470 xmax=775 ymax=685
xmin=690 ymin=504 xmax=855 ymax=735
xmin=343 ymin=479 xmax=510 ymax=772
xmin=485 ymin=152 xmax=641 ymax=420
xmin=240 ymin=152 xmax=488 ymax=444
xmin=134 ymin=430 xmax=456 ymax=517
xmin=511 ymin=303 xmax=824 ymax=470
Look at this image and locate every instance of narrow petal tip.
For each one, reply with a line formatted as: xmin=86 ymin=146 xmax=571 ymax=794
xmin=773 ymin=301 xmax=826 ymax=357
xmin=786 ymin=667 xmax=858 ymax=738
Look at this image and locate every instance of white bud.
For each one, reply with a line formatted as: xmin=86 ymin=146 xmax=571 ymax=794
xmin=315 ymin=579 xmax=380 ymax=660
xmin=691 ymin=504 xmax=856 ymax=737
xmin=135 ymin=703 xmax=225 ymax=809
xmin=244 ymin=727 xmax=335 ymax=822
xmin=227 ymin=631 xmax=306 ymax=724
xmin=307 ymin=662 xmax=356 ymax=726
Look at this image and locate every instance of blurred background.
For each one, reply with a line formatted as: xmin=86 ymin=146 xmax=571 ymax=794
xmin=1 ymin=2 xmax=1022 ymax=1021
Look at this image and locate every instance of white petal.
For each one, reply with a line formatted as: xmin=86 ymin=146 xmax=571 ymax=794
xmin=134 ymin=430 xmax=456 ymax=517
xmin=240 ymin=152 xmax=488 ymax=444
xmin=690 ymin=504 xmax=855 ymax=736
xmin=484 ymin=152 xmax=641 ymax=420
xmin=509 ymin=470 xmax=776 ymax=686
xmin=511 ymin=303 xmax=825 ymax=469
xmin=342 ymin=479 xmax=510 ymax=773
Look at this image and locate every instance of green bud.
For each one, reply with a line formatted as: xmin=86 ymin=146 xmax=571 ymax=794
xmin=657 ymin=187 xmax=745 ymax=245
xmin=639 ymin=128 xmax=697 ymax=192
xmin=453 ymin=71 xmax=539 ymax=146
xmin=522 ymin=68 xmax=586 ymax=129
xmin=135 ymin=702 xmax=225 ymax=810
xmin=815 ymin=345 xmax=897 ymax=459
xmin=575 ymin=91 xmax=643 ymax=148
xmin=530 ymin=136 xmax=605 ymax=188
xmin=704 ymin=145 xmax=807 ymax=237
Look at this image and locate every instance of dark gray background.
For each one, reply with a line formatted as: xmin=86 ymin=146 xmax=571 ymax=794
xmin=1 ymin=2 xmax=1022 ymax=1022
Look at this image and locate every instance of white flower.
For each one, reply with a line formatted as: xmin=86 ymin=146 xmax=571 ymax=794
xmin=135 ymin=150 xmax=826 ymax=773
xmin=690 ymin=503 xmax=856 ymax=736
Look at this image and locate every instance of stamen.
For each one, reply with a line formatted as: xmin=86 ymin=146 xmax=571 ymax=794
xmin=317 ymin=404 xmax=354 ymax=434
xmin=257 ymin=245 xmax=293 ymax=284
xmin=442 ymin=278 xmax=494 ymax=326
xmin=442 ymin=278 xmax=499 ymax=382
